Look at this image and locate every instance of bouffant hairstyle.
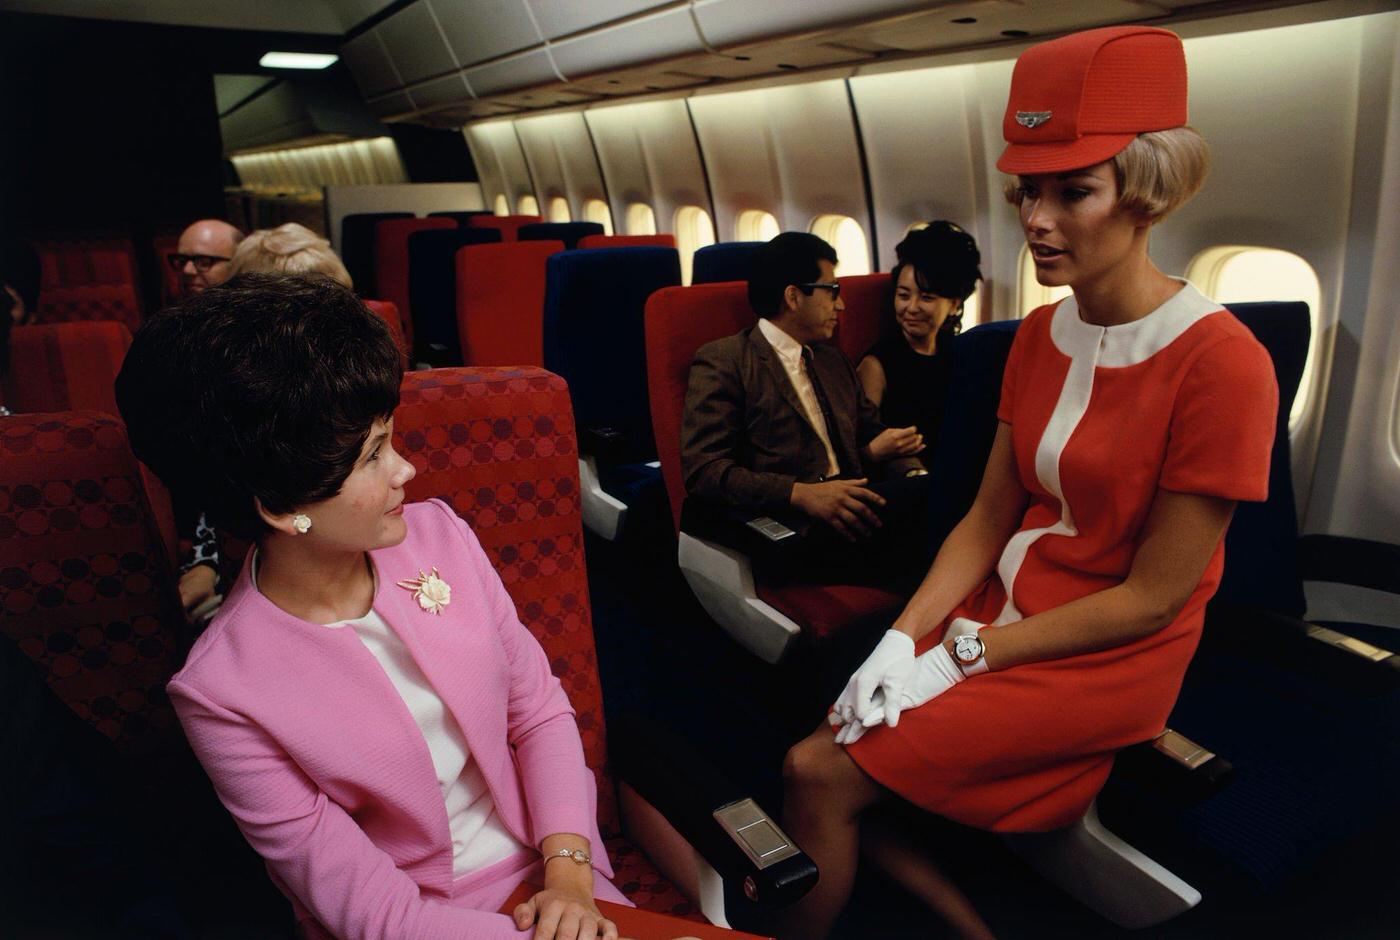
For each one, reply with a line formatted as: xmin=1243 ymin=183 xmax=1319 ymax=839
xmin=892 ymin=221 xmax=982 ymax=334
xmin=748 ymin=232 xmax=839 ymax=319
xmin=229 ymin=223 xmax=353 ymax=288
xmin=115 ymin=274 xmax=401 ymax=540
xmin=1004 ymin=127 xmax=1210 ymax=221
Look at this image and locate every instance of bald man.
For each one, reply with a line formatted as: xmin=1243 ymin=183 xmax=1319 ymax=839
xmin=173 ymin=219 xmax=243 ymax=297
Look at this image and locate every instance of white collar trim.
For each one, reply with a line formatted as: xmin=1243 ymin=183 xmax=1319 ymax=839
xmin=758 ymin=317 xmax=805 ymax=366
xmin=1050 ymin=280 xmax=1221 ymax=367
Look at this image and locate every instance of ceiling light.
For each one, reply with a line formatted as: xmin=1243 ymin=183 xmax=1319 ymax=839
xmin=260 ymin=52 xmax=339 ymax=70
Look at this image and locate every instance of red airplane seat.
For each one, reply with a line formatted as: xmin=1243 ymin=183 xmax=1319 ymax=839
xmin=363 ymin=299 xmax=410 ymax=369
xmin=3 ymin=321 xmax=131 ymax=416
xmin=577 ymin=234 xmax=677 ymax=250
xmin=152 ymin=233 xmax=182 ymax=308
xmin=0 ymin=410 xmax=184 ymax=756
xmin=644 ymin=282 xmax=902 ymax=663
xmin=834 ymin=272 xmax=892 ymax=364
xmin=393 ymin=366 xmax=703 ymax=921
xmin=465 ymin=214 xmax=543 ymax=241
xmin=36 ymin=282 xmax=143 ymax=333
xmin=373 ymin=217 xmax=456 ymax=350
xmin=455 ymin=241 xmax=563 ymax=366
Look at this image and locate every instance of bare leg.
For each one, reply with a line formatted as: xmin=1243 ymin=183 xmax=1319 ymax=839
xmin=860 ymin=812 xmax=997 ymax=940
xmin=776 ymin=726 xmax=883 ymax=940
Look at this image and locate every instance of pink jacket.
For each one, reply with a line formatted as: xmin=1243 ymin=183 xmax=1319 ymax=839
xmin=169 ymin=499 xmax=612 ymax=939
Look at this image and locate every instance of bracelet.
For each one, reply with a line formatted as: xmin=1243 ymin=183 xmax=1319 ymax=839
xmin=545 ymin=848 xmax=592 ymax=867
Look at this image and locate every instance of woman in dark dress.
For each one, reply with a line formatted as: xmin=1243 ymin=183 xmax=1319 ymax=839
xmin=856 ymin=221 xmax=982 ymax=470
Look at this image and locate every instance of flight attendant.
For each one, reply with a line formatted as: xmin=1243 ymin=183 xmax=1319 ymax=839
xmin=779 ymin=26 xmax=1278 ymax=939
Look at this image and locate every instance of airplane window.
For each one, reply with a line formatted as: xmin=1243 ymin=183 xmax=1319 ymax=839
xmin=673 ymin=205 xmax=716 ymax=286
xmin=584 ymin=199 xmax=614 ymax=235
xmin=626 ymin=203 xmax=657 ymax=236
xmin=518 ymin=194 xmax=540 ymax=216
xmin=736 ymin=210 xmax=780 ymax=243
xmin=810 ymin=215 xmax=871 ymax=277
xmin=1187 ymin=246 xmax=1322 ymax=431
xmin=1017 ymin=244 xmax=1072 ymax=318
xmin=905 ymin=221 xmax=929 ymax=234
xmin=493 ymin=194 xmax=509 ymax=216
xmin=548 ymin=197 xmax=572 ymax=222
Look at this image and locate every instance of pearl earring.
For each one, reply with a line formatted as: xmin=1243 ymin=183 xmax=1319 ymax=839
xmin=292 ymin=514 xmax=312 ymax=534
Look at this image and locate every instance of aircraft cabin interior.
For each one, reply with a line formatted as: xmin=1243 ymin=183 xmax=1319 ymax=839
xmin=0 ymin=0 xmax=1397 ymax=938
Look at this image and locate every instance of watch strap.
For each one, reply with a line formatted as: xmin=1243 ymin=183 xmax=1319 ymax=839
xmin=545 ymin=847 xmax=592 ymax=866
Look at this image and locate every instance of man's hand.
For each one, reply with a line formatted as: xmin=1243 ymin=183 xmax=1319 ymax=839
xmin=178 ymin=565 xmax=217 ymax=617
xmin=864 ymin=426 xmax=925 ymax=462
xmin=790 ymin=478 xmax=885 ymax=542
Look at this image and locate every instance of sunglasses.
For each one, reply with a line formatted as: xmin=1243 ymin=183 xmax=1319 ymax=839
xmin=797 ymin=282 xmax=841 ymax=299
xmin=168 ymin=253 xmax=232 ymax=273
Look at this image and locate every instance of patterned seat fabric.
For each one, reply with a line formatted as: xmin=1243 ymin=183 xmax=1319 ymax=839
xmin=3 ymin=321 xmax=132 ymax=416
xmin=0 ymin=412 xmax=183 ymax=756
xmin=37 ymin=283 xmax=143 ymax=333
xmin=35 ymin=237 xmax=143 ymax=332
xmin=393 ymin=366 xmax=700 ymax=921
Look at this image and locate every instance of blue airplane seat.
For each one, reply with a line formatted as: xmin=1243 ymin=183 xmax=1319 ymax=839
xmin=692 ymin=242 xmax=765 ymax=285
xmin=406 ymin=227 xmax=503 ymax=367
xmin=1209 ymin=301 xmax=1310 ymax=617
xmin=1094 ymin=299 xmax=1400 ymax=904
xmin=340 ymin=211 xmax=412 ymax=297
xmin=543 ymin=246 xmax=681 ymax=539
xmin=428 ymin=210 xmax=493 ymax=225
xmin=519 ymin=221 xmax=606 ymax=250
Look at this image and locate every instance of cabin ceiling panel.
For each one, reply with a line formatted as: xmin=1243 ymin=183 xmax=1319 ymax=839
xmin=526 ymin=0 xmax=674 ymax=40
xmin=463 ymin=49 xmax=561 ymax=97
xmin=433 ymin=0 xmax=540 ymax=66
xmin=341 ymin=29 xmax=402 ymax=98
xmin=849 ymin=64 xmax=983 ymax=273
xmin=689 ymin=79 xmax=867 ymax=247
xmin=691 ymin=0 xmax=943 ymax=48
xmin=549 ymin=7 xmax=704 ymax=78
xmin=585 ymin=98 xmax=710 ymax=233
xmin=857 ymin=0 xmax=1162 ymax=52
xmin=515 ymin=112 xmax=607 ymax=209
xmin=412 ymin=73 xmax=475 ymax=111
xmin=377 ymin=2 xmax=459 ymax=85
xmin=368 ymin=91 xmax=416 ymax=120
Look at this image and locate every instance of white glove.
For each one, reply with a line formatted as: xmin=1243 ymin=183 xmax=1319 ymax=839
xmin=832 ymin=629 xmax=917 ymax=731
xmin=832 ymin=642 xmax=966 ymax=745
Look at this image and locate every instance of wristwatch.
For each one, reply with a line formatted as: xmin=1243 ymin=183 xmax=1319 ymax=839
xmin=546 ymin=848 xmax=592 ymax=867
xmin=952 ymin=633 xmax=989 ymax=677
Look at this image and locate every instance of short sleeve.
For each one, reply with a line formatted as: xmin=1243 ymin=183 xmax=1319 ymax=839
xmin=1159 ymin=332 xmax=1278 ymax=501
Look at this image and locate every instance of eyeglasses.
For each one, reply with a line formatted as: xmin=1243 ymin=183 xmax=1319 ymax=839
xmin=797 ymin=282 xmax=841 ymax=299
xmin=168 ymin=253 xmax=232 ymax=273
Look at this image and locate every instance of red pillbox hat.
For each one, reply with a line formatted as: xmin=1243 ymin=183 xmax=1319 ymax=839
xmin=997 ymin=26 xmax=1188 ymax=175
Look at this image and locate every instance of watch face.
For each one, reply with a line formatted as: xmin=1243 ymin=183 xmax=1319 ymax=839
xmin=954 ymin=635 xmax=982 ymax=664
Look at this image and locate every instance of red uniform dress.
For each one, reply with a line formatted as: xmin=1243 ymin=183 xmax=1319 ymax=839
xmin=845 ymin=283 xmax=1278 ymax=832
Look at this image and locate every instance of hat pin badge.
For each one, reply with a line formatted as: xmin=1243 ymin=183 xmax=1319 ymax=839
xmin=1016 ymin=110 xmax=1053 ymax=129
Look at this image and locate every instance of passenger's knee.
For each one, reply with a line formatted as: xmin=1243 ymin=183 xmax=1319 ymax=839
xmin=783 ymin=729 xmax=845 ymax=798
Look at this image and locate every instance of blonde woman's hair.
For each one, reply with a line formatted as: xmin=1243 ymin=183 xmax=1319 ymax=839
xmin=1002 ymin=127 xmax=1210 ymax=222
xmin=229 ymin=223 xmax=353 ymax=287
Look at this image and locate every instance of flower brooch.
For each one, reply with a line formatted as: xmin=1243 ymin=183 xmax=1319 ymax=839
xmin=397 ymin=567 xmax=452 ymax=615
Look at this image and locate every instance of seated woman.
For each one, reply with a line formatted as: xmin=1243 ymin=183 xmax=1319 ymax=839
xmin=229 ymin=222 xmax=353 ymax=286
xmin=856 ymin=221 xmax=981 ymax=471
xmin=115 ymin=274 xmax=628 ymax=940
xmin=778 ymin=26 xmax=1278 ymax=940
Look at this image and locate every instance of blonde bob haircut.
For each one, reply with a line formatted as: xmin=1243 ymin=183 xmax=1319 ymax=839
xmin=229 ymin=223 xmax=353 ymax=288
xmin=1004 ymin=127 xmax=1210 ymax=222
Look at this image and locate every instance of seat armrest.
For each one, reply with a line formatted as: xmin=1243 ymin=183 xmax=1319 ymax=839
xmin=1202 ymin=603 xmax=1400 ymax=691
xmin=580 ymin=425 xmax=629 ymax=464
xmin=1299 ymin=534 xmax=1400 ymax=595
xmin=680 ymin=498 xmax=805 ymax=565
xmin=1113 ymin=729 xmax=1233 ymax=807
xmin=611 ymin=712 xmax=817 ymax=908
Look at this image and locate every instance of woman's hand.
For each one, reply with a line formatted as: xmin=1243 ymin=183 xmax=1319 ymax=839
xmin=512 ymin=884 xmax=619 ymax=939
xmin=832 ymin=637 xmax=966 ymax=744
xmin=178 ymin=564 xmax=218 ymax=617
xmin=832 ymin=630 xmax=918 ymax=731
xmin=864 ymin=425 xmax=925 ymax=462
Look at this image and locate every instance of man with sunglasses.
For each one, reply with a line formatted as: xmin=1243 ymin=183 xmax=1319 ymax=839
xmin=171 ymin=219 xmax=244 ymax=297
xmin=682 ymin=232 xmax=928 ymax=582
